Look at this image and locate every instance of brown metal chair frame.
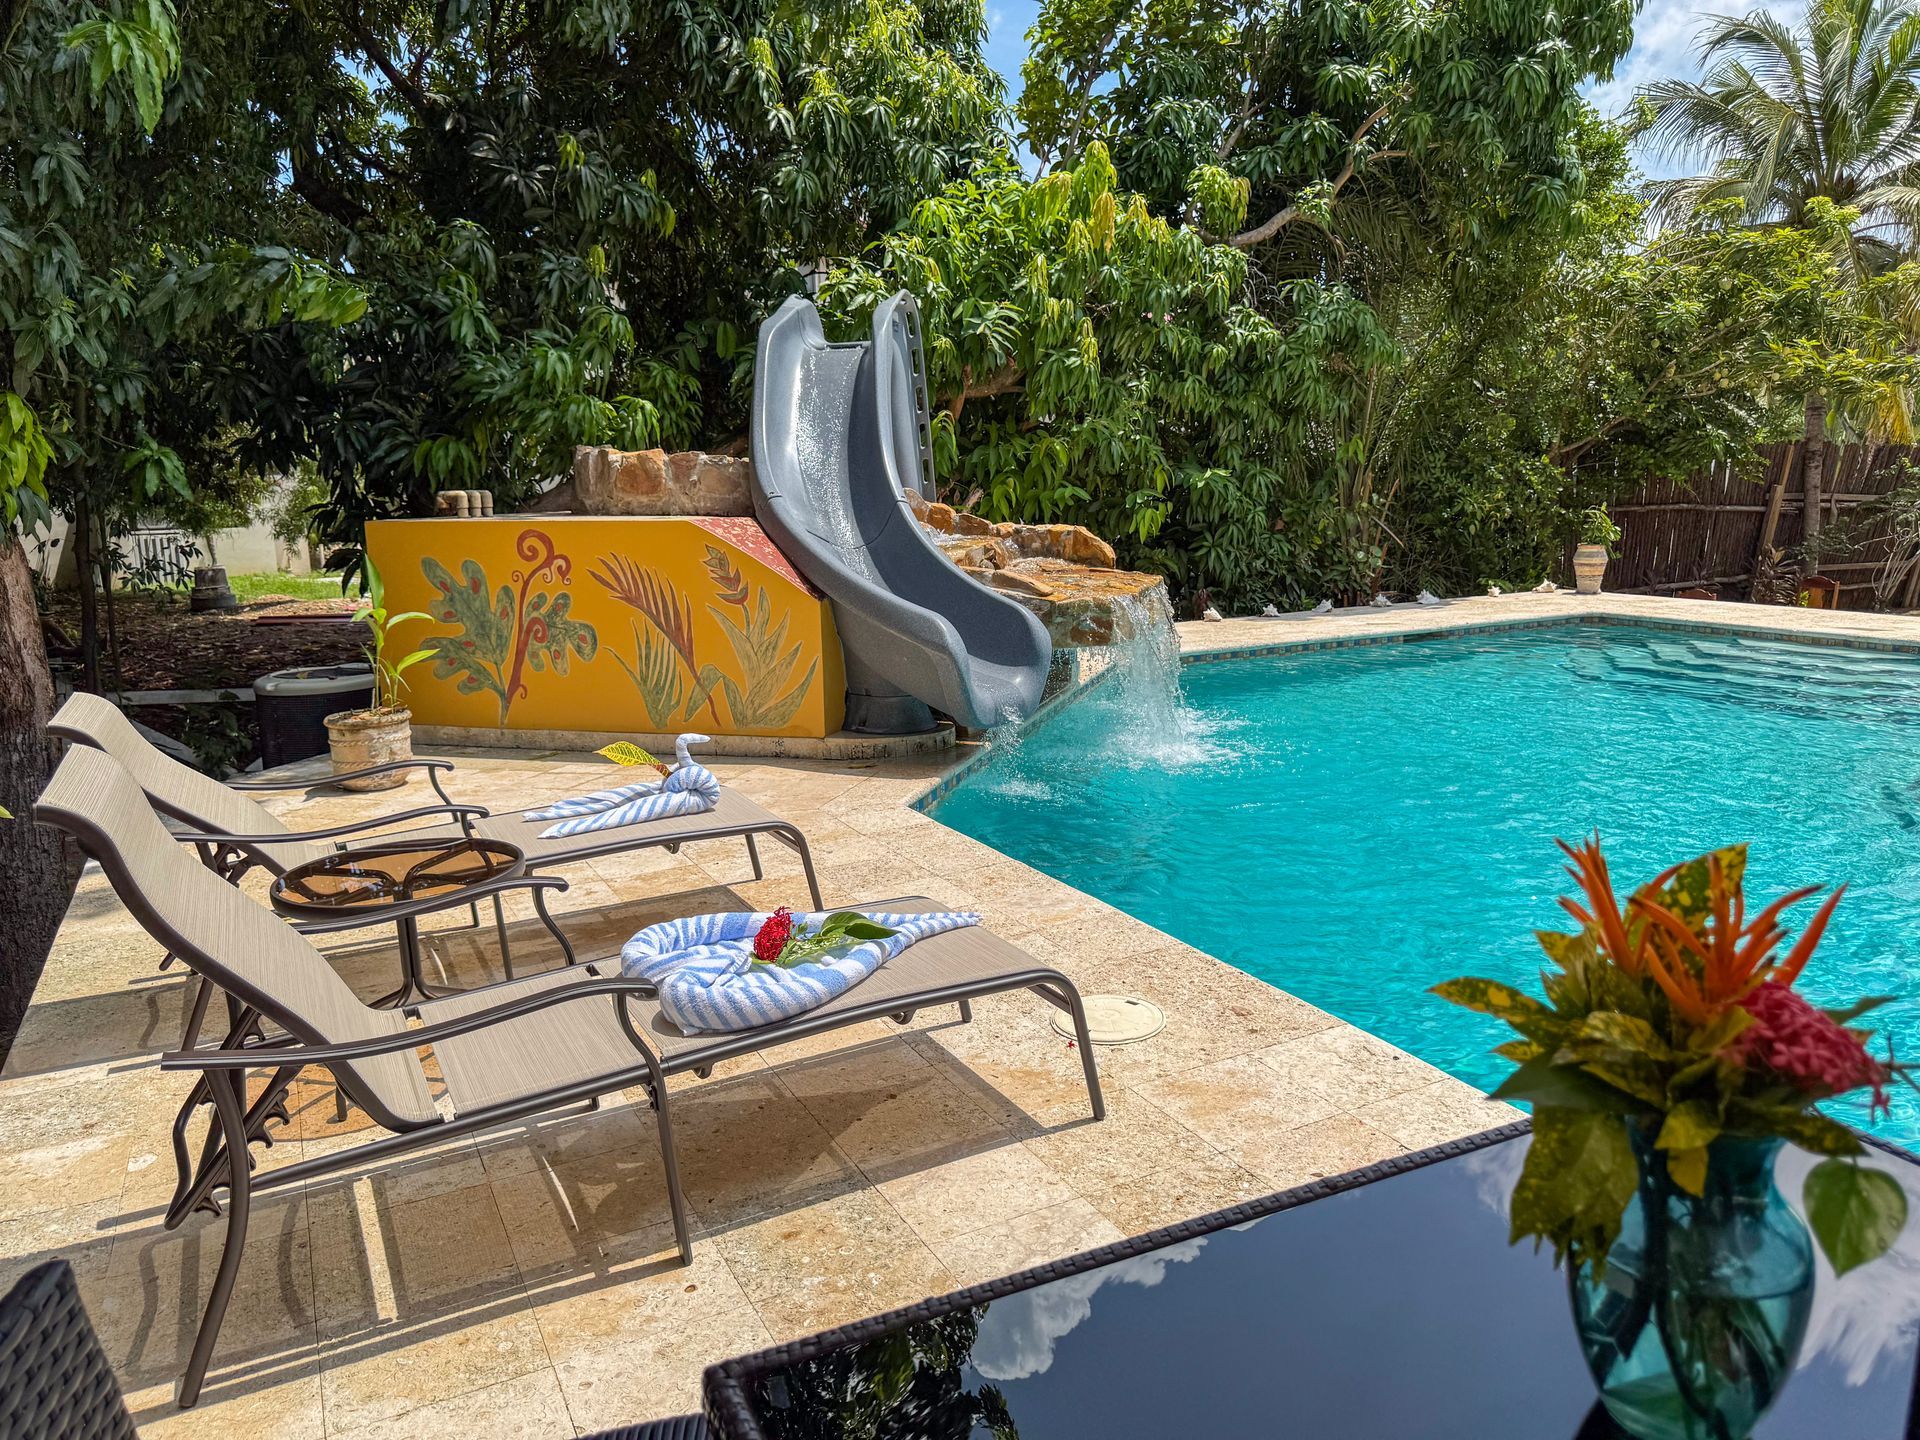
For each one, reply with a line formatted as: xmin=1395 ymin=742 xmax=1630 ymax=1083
xmin=35 ymin=748 xmax=1104 ymax=1411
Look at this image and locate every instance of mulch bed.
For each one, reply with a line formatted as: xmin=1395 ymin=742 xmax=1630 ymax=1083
xmin=45 ymin=590 xmax=365 ymax=692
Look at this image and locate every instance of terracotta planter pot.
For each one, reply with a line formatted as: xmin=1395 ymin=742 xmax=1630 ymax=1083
xmin=1572 ymin=543 xmax=1608 ymax=596
xmin=324 ymin=706 xmax=413 ymax=790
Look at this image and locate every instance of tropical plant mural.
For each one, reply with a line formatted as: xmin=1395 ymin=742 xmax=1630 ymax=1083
xmin=590 ymin=543 xmax=821 ymax=733
xmin=590 ymin=553 xmax=723 ymax=730
xmin=421 ymin=528 xmax=598 ymax=723
xmin=702 ymin=544 xmax=820 ymax=730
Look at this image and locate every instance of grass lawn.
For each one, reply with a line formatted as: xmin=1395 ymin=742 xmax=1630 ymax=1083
xmin=225 ymin=571 xmax=349 ymax=602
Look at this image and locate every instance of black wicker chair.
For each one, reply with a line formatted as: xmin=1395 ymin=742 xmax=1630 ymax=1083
xmin=583 ymin=1418 xmax=710 ymax=1439
xmin=0 ymin=1261 xmax=136 ymax=1440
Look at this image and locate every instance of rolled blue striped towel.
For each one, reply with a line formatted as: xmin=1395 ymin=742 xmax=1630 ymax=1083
xmin=527 ymin=734 xmax=720 ymax=839
xmin=620 ymin=908 xmax=982 ymax=1033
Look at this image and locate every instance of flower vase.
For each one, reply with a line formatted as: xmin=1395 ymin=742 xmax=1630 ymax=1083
xmin=1570 ymin=1133 xmax=1813 ymax=1440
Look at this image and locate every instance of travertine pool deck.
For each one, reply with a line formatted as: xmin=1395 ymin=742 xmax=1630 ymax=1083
xmin=10 ymin=589 xmax=1904 ymax=1436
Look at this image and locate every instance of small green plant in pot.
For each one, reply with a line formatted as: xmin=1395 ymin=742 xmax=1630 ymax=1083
xmin=1437 ymin=839 xmax=1911 ymax=1440
xmin=1573 ymin=509 xmax=1621 ymax=595
xmin=324 ymin=556 xmax=435 ymax=791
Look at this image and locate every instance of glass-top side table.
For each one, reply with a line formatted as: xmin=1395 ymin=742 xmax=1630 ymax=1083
xmin=704 ymin=1123 xmax=1920 ymax=1440
xmin=273 ymin=837 xmax=525 ymax=1006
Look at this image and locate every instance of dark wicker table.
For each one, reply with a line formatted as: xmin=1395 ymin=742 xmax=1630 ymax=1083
xmin=272 ymin=837 xmax=524 ymax=1006
xmin=703 ymin=1123 xmax=1920 ymax=1439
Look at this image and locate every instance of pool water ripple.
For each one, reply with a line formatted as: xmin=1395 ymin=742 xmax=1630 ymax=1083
xmin=930 ymin=624 xmax=1920 ymax=1147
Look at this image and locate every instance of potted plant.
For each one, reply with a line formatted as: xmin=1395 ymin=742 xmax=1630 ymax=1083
xmin=1437 ymin=839 xmax=1911 ymax=1440
xmin=324 ymin=556 xmax=434 ymax=791
xmin=1573 ymin=508 xmax=1620 ymax=594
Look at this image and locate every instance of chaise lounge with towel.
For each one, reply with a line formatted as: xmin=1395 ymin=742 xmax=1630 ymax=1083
xmin=34 ymin=745 xmax=1105 ymax=1409
xmin=48 ymin=690 xmax=827 ymax=928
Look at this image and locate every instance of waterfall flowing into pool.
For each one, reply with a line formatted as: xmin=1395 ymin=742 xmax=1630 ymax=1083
xmin=981 ymin=583 xmax=1224 ymax=788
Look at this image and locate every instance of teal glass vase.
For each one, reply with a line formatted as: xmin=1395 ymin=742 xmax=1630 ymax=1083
xmin=1569 ymin=1133 xmax=1813 ymax=1440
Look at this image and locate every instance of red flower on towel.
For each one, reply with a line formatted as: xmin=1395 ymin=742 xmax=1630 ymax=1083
xmin=753 ymin=907 xmax=794 ymax=963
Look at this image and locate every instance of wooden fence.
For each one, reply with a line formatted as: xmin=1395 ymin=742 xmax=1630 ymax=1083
xmin=1602 ymin=441 xmax=1920 ymax=609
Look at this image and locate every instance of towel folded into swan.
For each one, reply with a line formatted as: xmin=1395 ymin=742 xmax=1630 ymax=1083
xmin=526 ymin=734 xmax=719 ymax=838
xmin=620 ymin=908 xmax=982 ymax=1033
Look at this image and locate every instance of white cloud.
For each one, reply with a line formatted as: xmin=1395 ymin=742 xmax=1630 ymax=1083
xmin=1583 ymin=0 xmax=1808 ymax=179
xmin=969 ymin=1237 xmax=1209 ymax=1381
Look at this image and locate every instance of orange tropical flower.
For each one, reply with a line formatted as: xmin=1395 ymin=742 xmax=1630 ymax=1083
xmin=1628 ymin=853 xmax=1841 ymax=1025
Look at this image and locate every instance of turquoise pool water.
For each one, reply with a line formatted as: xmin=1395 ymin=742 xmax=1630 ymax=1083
xmin=928 ymin=622 xmax=1920 ymax=1147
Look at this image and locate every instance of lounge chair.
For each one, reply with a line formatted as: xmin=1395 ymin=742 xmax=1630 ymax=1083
xmin=34 ymin=746 xmax=1105 ymax=1409
xmin=49 ymin=690 xmax=825 ymax=910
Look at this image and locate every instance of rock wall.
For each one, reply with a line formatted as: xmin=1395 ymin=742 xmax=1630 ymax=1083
xmin=570 ymin=445 xmax=754 ymax=517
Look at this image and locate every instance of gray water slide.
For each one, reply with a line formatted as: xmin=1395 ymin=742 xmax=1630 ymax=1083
xmin=750 ymin=291 xmax=1051 ymax=733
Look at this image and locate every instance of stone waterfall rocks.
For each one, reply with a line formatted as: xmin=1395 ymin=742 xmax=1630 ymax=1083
xmin=907 ymin=490 xmax=1170 ymax=647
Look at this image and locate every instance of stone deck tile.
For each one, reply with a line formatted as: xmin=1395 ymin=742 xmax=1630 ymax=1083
xmin=67 ymin=598 xmax=1896 ymax=1428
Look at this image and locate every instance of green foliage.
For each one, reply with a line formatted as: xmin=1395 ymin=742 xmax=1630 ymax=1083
xmin=756 ymin=912 xmax=901 ymax=969
xmin=1579 ymin=509 xmax=1621 ymax=548
xmin=240 ymin=0 xmax=1003 ymax=545
xmin=1804 ymin=1158 xmax=1911 ymax=1275
xmin=822 ymin=144 xmax=1398 ymax=603
xmin=1437 ymin=839 xmax=1911 ymax=1277
xmin=351 ymin=556 xmax=432 ymax=713
xmin=1 ymin=0 xmax=365 ymax=555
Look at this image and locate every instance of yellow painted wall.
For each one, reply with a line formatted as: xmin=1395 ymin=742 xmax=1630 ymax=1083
xmin=367 ymin=517 xmax=845 ymax=738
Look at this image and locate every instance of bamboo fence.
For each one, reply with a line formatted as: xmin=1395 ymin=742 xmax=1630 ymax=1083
xmin=1600 ymin=441 xmax=1920 ymax=609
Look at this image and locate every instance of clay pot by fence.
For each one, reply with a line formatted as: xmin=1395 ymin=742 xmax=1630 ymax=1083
xmin=1572 ymin=544 xmax=1609 ymax=596
xmin=324 ymin=706 xmax=413 ymax=790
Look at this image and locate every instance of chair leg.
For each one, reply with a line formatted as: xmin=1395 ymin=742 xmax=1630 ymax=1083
xmin=744 ymin=832 xmax=763 ymax=881
xmin=1051 ymin=984 xmax=1106 ymax=1121
xmin=638 ymin=1064 xmax=694 ymax=1265
xmin=532 ymin=885 xmax=576 ymax=967
xmin=492 ymin=894 xmax=514 ymax=979
xmin=166 ymin=1078 xmax=211 ymax=1224
xmin=169 ymin=1063 xmax=297 ymax=1229
xmin=178 ymin=1068 xmax=253 ymax=1409
xmin=958 ymin=999 xmax=973 ymax=1023
xmin=786 ymin=829 xmax=824 ymax=910
xmin=179 ymin=974 xmax=214 ymax=1050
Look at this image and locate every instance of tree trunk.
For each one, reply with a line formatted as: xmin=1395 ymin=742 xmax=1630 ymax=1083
xmin=1801 ymin=393 xmax=1829 ymax=575
xmin=0 ymin=537 xmax=76 ymax=1065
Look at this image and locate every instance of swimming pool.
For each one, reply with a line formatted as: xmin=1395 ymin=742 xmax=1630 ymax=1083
xmin=927 ymin=620 xmax=1920 ymax=1148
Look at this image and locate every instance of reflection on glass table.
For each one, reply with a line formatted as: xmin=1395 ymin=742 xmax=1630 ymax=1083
xmin=705 ymin=1124 xmax=1920 ymax=1439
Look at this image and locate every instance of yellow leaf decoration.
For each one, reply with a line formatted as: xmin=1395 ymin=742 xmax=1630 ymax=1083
xmin=596 ymin=742 xmax=662 ymax=768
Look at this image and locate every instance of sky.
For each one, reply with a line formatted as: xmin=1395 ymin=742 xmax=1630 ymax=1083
xmin=980 ymin=0 xmax=1807 ymax=182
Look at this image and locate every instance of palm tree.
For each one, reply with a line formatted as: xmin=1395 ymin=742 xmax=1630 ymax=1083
xmin=1635 ymin=0 xmax=1920 ymax=549
xmin=1638 ymin=0 xmax=1920 ymax=266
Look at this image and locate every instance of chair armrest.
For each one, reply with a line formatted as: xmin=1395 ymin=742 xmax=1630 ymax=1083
xmin=284 ymin=874 xmax=570 ymax=935
xmin=174 ymin=803 xmax=490 ymax=846
xmin=229 ymin=758 xmax=457 ymax=802
xmin=160 ymin=971 xmax=659 ymax=1069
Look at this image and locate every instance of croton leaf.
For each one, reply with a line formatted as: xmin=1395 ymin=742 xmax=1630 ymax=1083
xmin=1644 ymin=844 xmax=1747 ymax=927
xmin=1655 ymin=1101 xmax=1720 ymax=1195
xmin=596 ymin=742 xmax=662 ymax=768
xmin=1510 ymin=1106 xmax=1637 ymax=1271
xmin=1733 ymin=1103 xmax=1864 ymax=1158
xmin=1493 ymin=1038 xmax=1545 ymax=1063
xmin=1431 ymin=977 xmax=1567 ymax=1043
xmin=1576 ymin=1011 xmax=1673 ymax=1062
xmin=1490 ymin=1057 xmax=1645 ymax=1113
xmin=1666 ymin=1146 xmax=1709 ymax=1195
xmin=1805 ymin=1160 xmax=1909 ymax=1275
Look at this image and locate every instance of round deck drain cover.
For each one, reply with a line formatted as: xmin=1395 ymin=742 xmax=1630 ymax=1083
xmin=1054 ymin=994 xmax=1165 ymax=1045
